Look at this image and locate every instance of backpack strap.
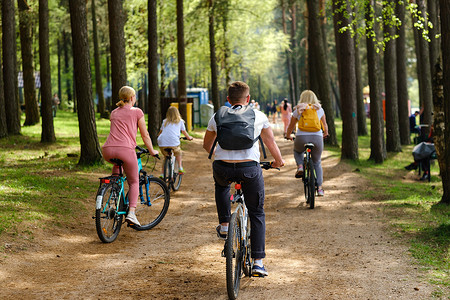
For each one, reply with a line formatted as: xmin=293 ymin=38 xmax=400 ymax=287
xmin=208 ymin=136 xmax=266 ymax=159
xmin=208 ymin=138 xmax=218 ymax=159
xmin=259 ymin=136 xmax=267 ymax=159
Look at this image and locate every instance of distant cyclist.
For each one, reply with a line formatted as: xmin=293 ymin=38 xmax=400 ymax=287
xmin=157 ymin=106 xmax=193 ymax=176
xmin=285 ymin=90 xmax=328 ymax=196
xmin=102 ymin=86 xmax=159 ymax=226
xmin=203 ymin=81 xmax=285 ymax=277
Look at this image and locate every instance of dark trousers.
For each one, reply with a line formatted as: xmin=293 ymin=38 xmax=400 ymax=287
xmin=213 ymin=160 xmax=266 ymax=259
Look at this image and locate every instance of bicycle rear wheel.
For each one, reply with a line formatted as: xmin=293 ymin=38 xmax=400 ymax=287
xmin=226 ymin=212 xmax=243 ymax=300
xmin=163 ymin=157 xmax=172 ymax=186
xmin=135 ymin=176 xmax=170 ymax=231
xmin=171 ymin=159 xmax=183 ymax=191
xmin=95 ymin=183 xmax=123 ymax=243
xmin=308 ymin=159 xmax=315 ymax=209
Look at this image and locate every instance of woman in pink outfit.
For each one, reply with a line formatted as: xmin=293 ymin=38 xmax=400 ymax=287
xmin=280 ymin=99 xmax=292 ymax=136
xmin=102 ymin=86 xmax=159 ymax=226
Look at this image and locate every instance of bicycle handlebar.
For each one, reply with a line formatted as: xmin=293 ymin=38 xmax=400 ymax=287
xmin=260 ymin=161 xmax=280 ymax=170
xmin=135 ymin=145 xmax=160 ymax=159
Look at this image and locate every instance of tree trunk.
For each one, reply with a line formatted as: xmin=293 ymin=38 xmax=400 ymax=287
xmin=108 ymin=0 xmax=127 ymax=105
xmin=354 ymin=35 xmax=367 ymax=136
xmin=92 ymin=0 xmax=106 ymax=117
xmin=69 ymin=0 xmax=103 ymax=165
xmin=63 ymin=31 xmax=72 ymax=105
xmin=396 ymin=2 xmax=410 ymax=145
xmin=307 ymin=0 xmax=337 ymax=146
xmin=176 ymin=0 xmax=187 ymax=120
xmin=290 ymin=2 xmax=299 ymax=103
xmin=333 ymin=0 xmax=358 ymax=160
xmin=2 ymin=0 xmax=21 ymax=135
xmin=18 ymin=0 xmax=39 ymax=126
xmin=383 ymin=0 xmax=401 ymax=152
xmin=148 ymin=0 xmax=161 ymax=143
xmin=428 ymin=0 xmax=440 ymax=75
xmin=366 ymin=0 xmax=386 ymax=163
xmin=57 ymin=38 xmax=61 ymax=102
xmin=39 ymin=0 xmax=55 ymax=142
xmin=438 ymin=0 xmax=450 ymax=204
xmin=414 ymin=0 xmax=433 ymax=138
xmin=0 ymin=31 xmax=7 ymax=138
xmin=208 ymin=0 xmax=220 ymax=111
xmin=282 ymin=0 xmax=295 ymax=104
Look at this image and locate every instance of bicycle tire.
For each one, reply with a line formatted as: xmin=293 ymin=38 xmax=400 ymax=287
xmin=171 ymin=158 xmax=182 ymax=191
xmin=226 ymin=212 xmax=242 ymax=300
xmin=163 ymin=157 xmax=171 ymax=187
xmin=134 ymin=176 xmax=170 ymax=231
xmin=242 ymin=214 xmax=252 ymax=277
xmin=308 ymin=159 xmax=315 ymax=209
xmin=95 ymin=183 xmax=123 ymax=243
xmin=302 ymin=161 xmax=309 ymax=203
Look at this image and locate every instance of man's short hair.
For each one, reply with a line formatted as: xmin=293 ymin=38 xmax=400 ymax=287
xmin=228 ymin=81 xmax=249 ymax=104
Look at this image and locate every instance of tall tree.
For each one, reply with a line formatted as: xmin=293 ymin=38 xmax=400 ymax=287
xmin=354 ymin=35 xmax=367 ymax=136
xmin=333 ymin=0 xmax=358 ymax=160
xmin=18 ymin=0 xmax=39 ymax=126
xmin=2 ymin=0 xmax=21 ymax=135
xmin=365 ymin=0 xmax=386 ymax=163
xmin=69 ymin=0 xmax=102 ymax=165
xmin=176 ymin=0 xmax=187 ymax=120
xmin=148 ymin=0 xmax=161 ymax=143
xmin=281 ymin=0 xmax=295 ymax=104
xmin=91 ymin=0 xmax=106 ymax=118
xmin=307 ymin=0 xmax=337 ymax=146
xmin=39 ymin=0 xmax=55 ymax=142
xmin=413 ymin=0 xmax=433 ymax=138
xmin=208 ymin=0 xmax=220 ymax=111
xmin=428 ymin=0 xmax=440 ymax=73
xmin=0 ymin=27 xmax=7 ymax=138
xmin=108 ymin=0 xmax=127 ymax=104
xmin=395 ymin=1 xmax=410 ymax=145
xmin=438 ymin=0 xmax=450 ymax=204
xmin=63 ymin=31 xmax=72 ymax=105
xmin=383 ymin=0 xmax=401 ymax=152
xmin=290 ymin=1 xmax=299 ymax=103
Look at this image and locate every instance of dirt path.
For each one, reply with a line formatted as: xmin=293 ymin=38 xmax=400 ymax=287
xmin=0 ymin=125 xmax=434 ymax=299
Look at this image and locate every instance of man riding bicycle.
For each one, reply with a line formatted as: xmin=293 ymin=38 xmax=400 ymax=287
xmin=203 ymin=81 xmax=285 ymax=276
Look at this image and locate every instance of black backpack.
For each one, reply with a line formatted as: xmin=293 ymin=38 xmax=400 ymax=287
xmin=208 ymin=105 xmax=266 ymax=159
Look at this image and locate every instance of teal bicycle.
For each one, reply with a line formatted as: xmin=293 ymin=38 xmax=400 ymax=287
xmin=95 ymin=146 xmax=170 ymax=243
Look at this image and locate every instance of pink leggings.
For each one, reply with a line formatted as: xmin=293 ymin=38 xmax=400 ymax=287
xmin=102 ymin=147 xmax=139 ymax=208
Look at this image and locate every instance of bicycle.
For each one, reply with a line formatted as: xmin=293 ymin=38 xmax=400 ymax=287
xmin=161 ymin=137 xmax=191 ymax=191
xmin=94 ymin=146 xmax=170 ymax=243
xmin=224 ymin=161 xmax=277 ymax=300
xmin=302 ymin=143 xmax=318 ymax=209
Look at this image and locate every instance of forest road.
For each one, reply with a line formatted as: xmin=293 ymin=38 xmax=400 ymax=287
xmin=0 ymin=126 xmax=434 ymax=299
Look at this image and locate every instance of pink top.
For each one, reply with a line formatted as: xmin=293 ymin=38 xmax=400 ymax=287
xmin=103 ymin=106 xmax=144 ymax=150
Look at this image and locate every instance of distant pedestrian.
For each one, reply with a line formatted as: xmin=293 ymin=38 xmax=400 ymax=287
xmin=52 ymin=93 xmax=60 ymax=117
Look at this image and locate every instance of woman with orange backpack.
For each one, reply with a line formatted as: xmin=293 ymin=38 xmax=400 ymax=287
xmin=285 ymin=90 xmax=329 ymax=196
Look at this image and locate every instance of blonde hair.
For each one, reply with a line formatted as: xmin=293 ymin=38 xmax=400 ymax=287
xmin=164 ymin=106 xmax=182 ymax=126
xmin=298 ymin=90 xmax=320 ymax=105
xmin=116 ymin=86 xmax=136 ymax=107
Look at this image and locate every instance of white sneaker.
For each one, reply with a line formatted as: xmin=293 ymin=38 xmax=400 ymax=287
xmin=126 ymin=212 xmax=141 ymax=226
xmin=295 ymin=165 xmax=304 ymax=178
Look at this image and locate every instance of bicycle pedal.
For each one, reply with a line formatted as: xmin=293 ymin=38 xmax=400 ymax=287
xmin=251 ymin=273 xmax=265 ymax=278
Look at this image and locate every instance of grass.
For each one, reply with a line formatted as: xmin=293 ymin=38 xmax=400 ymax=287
xmin=327 ymin=120 xmax=449 ymax=295
xmin=0 ymin=112 xmax=448 ymax=295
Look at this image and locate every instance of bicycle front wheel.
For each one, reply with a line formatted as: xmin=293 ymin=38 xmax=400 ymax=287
xmin=171 ymin=158 xmax=183 ymax=191
xmin=226 ymin=212 xmax=243 ymax=300
xmin=135 ymin=176 xmax=170 ymax=231
xmin=95 ymin=183 xmax=123 ymax=243
xmin=308 ymin=159 xmax=315 ymax=209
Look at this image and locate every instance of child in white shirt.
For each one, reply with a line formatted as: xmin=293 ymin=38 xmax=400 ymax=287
xmin=157 ymin=106 xmax=193 ymax=174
